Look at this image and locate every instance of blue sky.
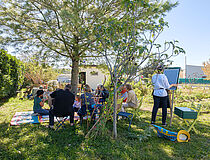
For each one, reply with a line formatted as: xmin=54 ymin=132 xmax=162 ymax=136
xmin=157 ymin=0 xmax=210 ymax=69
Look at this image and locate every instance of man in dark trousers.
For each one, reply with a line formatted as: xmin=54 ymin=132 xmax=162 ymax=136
xmin=47 ymin=84 xmax=75 ymax=129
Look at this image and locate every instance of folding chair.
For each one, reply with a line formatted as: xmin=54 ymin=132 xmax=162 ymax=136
xmin=116 ymin=98 xmax=134 ymax=131
xmin=52 ymin=110 xmax=72 ymax=131
xmin=55 ymin=116 xmax=69 ymax=131
xmin=174 ymin=104 xmax=202 ymax=133
xmin=117 ymin=112 xmax=133 ymax=131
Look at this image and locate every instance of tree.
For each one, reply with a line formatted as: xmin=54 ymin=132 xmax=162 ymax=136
xmin=0 ymin=49 xmax=25 ymax=99
xmin=202 ymin=59 xmax=210 ymax=79
xmin=0 ymin=0 xmax=124 ymax=93
xmin=141 ymin=55 xmax=174 ymax=78
xmin=24 ymin=61 xmax=60 ymax=85
xmin=92 ymin=0 xmax=184 ymax=138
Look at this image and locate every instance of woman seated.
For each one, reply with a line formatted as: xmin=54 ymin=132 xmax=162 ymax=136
xmin=95 ymin=84 xmax=109 ymax=104
xmin=121 ymin=84 xmax=138 ymax=112
xmin=33 ymin=90 xmax=49 ymax=115
xmin=78 ymin=84 xmax=96 ymax=123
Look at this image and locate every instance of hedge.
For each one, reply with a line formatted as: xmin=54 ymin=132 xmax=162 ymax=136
xmin=179 ymin=78 xmax=210 ymax=84
xmin=0 ymin=49 xmax=25 ymax=99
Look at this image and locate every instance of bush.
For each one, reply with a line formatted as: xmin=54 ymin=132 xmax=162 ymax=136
xmin=0 ymin=49 xmax=25 ymax=99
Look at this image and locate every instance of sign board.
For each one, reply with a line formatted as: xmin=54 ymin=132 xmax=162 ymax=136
xmin=164 ymin=67 xmax=181 ymax=90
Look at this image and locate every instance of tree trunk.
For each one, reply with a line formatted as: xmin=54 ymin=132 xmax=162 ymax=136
xmin=71 ymin=57 xmax=79 ymax=94
xmin=113 ymin=84 xmax=118 ymax=139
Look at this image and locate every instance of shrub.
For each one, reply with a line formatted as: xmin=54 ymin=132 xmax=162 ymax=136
xmin=0 ymin=49 xmax=25 ymax=99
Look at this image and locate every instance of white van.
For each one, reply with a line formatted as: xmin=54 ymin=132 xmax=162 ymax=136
xmin=57 ymin=74 xmax=71 ymax=83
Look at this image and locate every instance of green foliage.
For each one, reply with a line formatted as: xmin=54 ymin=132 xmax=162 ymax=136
xmin=93 ymin=0 xmax=185 ymax=89
xmin=0 ymin=0 xmax=125 ymax=93
xmin=128 ymin=127 xmax=154 ymax=142
xmin=202 ymin=59 xmax=210 ymax=80
xmin=0 ymin=49 xmax=25 ymax=99
xmin=86 ymin=89 xmax=115 ymax=139
xmin=24 ymin=60 xmax=60 ymax=85
xmin=132 ymin=80 xmax=149 ymax=97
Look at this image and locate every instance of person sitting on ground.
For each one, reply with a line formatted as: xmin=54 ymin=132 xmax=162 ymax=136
xmin=33 ymin=90 xmax=49 ymax=115
xmin=121 ymin=84 xmax=138 ymax=112
xmin=78 ymin=84 xmax=96 ymax=123
xmin=47 ymin=84 xmax=75 ymax=128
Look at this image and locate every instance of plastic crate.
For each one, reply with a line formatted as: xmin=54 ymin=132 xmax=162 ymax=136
xmin=174 ymin=107 xmax=198 ymax=119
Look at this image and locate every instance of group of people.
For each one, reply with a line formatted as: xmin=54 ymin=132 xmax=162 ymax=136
xmin=118 ymin=64 xmax=177 ymax=126
xmin=119 ymin=84 xmax=138 ymax=112
xmin=33 ymin=84 xmax=75 ymax=128
xmin=33 ymin=64 xmax=176 ymax=129
xmin=33 ymin=84 xmax=110 ymax=128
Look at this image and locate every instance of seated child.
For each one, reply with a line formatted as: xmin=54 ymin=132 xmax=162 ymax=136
xmin=73 ymin=95 xmax=81 ymax=112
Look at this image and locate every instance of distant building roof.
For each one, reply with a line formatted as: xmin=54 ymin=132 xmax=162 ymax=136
xmin=186 ymin=65 xmax=205 ymax=78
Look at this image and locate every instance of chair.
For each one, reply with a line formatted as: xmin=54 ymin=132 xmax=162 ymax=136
xmin=116 ymin=98 xmax=133 ymax=131
xmin=174 ymin=104 xmax=202 ymax=133
xmin=51 ymin=109 xmax=72 ymax=131
xmin=55 ymin=116 xmax=69 ymax=131
xmin=117 ymin=112 xmax=133 ymax=131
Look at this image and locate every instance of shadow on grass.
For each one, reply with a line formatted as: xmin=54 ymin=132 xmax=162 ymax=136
xmin=0 ymin=110 xmax=209 ymax=159
xmin=0 ymin=122 xmax=85 ymax=159
xmin=0 ymin=98 xmax=9 ymax=108
xmin=0 ymin=95 xmax=25 ymax=108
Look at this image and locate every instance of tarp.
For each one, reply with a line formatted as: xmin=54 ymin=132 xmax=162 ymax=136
xmin=10 ymin=111 xmax=98 ymax=126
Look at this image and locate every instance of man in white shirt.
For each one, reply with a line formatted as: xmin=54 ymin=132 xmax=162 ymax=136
xmin=151 ymin=65 xmax=177 ymax=126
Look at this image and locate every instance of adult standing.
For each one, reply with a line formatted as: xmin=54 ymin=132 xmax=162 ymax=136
xmin=47 ymin=84 xmax=75 ymax=128
xmin=151 ymin=65 xmax=177 ymax=126
xmin=121 ymin=84 xmax=138 ymax=112
xmin=33 ymin=90 xmax=49 ymax=115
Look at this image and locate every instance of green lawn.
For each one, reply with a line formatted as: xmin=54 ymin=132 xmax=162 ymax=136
xmin=0 ymin=96 xmax=209 ymax=160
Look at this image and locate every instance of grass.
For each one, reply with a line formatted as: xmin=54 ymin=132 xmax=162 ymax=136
xmin=0 ymin=87 xmax=210 ymax=160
